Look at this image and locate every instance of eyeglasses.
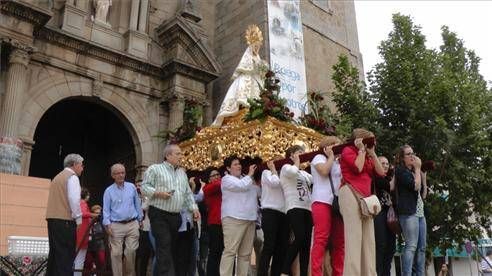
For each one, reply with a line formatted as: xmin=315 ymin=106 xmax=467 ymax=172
xmin=404 ymin=152 xmax=416 ymax=156
xmin=210 ymin=173 xmax=220 ymax=177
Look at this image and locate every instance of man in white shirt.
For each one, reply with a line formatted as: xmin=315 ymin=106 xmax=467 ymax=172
xmin=220 ymin=155 xmax=258 ymax=276
xmin=45 ymin=153 xmax=84 ymax=276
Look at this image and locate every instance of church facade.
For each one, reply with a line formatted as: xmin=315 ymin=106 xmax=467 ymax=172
xmin=0 ymin=0 xmax=362 ymax=197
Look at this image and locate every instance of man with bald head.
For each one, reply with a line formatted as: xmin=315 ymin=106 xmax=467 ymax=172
xmin=142 ymin=144 xmax=200 ymax=276
xmin=103 ymin=163 xmax=143 ymax=276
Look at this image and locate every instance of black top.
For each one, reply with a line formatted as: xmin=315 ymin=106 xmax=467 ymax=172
xmin=88 ymin=218 xmax=106 ymax=251
xmin=374 ymin=175 xmax=394 ymax=207
xmin=395 ymin=166 xmax=418 ymax=215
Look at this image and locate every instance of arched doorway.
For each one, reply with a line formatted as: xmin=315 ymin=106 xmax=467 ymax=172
xmin=29 ymin=97 xmax=137 ymax=205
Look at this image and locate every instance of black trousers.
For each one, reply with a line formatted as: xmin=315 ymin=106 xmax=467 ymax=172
xmin=197 ymin=227 xmax=208 ymax=276
xmin=206 ymin=224 xmax=224 ymax=276
xmin=46 ymin=218 xmax=76 ymax=276
xmin=374 ymin=206 xmax=396 ymax=276
xmin=282 ymin=208 xmax=312 ymax=276
xmin=149 ymin=206 xmax=182 ymax=276
xmin=258 ymin=208 xmax=289 ymax=276
xmin=136 ymin=230 xmax=154 ymax=276
xmin=176 ymin=227 xmax=195 ymax=276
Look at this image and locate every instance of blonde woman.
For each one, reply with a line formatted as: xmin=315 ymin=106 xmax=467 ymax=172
xmin=339 ymin=128 xmax=385 ymax=275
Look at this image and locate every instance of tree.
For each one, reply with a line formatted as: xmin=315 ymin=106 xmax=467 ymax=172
xmin=424 ymin=26 xmax=492 ymax=251
xmin=366 ymin=13 xmax=492 ymax=252
xmin=331 ymin=55 xmax=379 ymax=138
xmin=368 ymin=13 xmax=439 ymax=157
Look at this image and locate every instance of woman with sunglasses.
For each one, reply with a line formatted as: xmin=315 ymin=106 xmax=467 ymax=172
xmin=394 ymin=145 xmax=426 ymax=276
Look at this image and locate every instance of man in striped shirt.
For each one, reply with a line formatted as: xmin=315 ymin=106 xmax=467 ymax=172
xmin=142 ymin=144 xmax=200 ymax=276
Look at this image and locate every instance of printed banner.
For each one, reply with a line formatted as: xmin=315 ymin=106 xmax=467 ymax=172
xmin=267 ymin=0 xmax=308 ymax=118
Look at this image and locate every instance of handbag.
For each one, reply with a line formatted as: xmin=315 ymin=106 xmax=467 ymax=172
xmin=386 ymin=205 xmax=401 ymax=235
xmin=347 ymin=184 xmax=381 ymax=219
xmin=328 ymin=174 xmax=341 ymax=217
xmin=387 ymin=177 xmax=402 ymax=235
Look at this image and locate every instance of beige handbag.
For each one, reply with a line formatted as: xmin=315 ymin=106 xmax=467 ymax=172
xmin=348 ymin=185 xmax=381 ymax=218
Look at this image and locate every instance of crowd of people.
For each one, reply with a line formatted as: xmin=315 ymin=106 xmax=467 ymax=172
xmin=44 ymin=127 xmax=441 ymax=276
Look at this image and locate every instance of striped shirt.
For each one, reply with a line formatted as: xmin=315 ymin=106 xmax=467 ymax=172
xmin=141 ymin=161 xmax=197 ymax=213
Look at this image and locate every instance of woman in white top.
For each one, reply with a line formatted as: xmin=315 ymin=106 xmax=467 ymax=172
xmin=220 ymin=155 xmax=258 ymax=276
xmin=258 ymin=158 xmax=289 ymax=276
xmin=280 ymin=145 xmax=313 ymax=276
xmin=310 ymin=136 xmax=344 ymax=276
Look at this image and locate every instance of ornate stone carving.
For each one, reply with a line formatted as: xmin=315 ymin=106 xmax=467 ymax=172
xmin=36 ymin=26 xmax=162 ymax=78
xmin=0 ymin=0 xmax=52 ymax=31
xmin=156 ymin=16 xmax=221 ymax=82
xmin=9 ymin=48 xmax=30 ymax=67
xmin=1 ymin=38 xmax=36 ymax=53
xmin=92 ymin=78 xmax=103 ymax=97
xmin=179 ymin=0 xmax=201 ymax=23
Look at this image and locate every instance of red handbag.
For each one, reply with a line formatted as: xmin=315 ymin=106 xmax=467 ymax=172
xmin=387 ymin=205 xmax=401 ymax=235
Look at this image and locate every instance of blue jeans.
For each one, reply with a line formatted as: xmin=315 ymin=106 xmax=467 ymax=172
xmin=399 ymin=215 xmax=426 ymax=276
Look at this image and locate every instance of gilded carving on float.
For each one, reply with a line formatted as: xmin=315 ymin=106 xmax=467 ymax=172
xmin=179 ymin=110 xmax=324 ymax=171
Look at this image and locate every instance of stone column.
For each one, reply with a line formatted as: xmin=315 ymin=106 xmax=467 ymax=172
xmin=129 ymin=0 xmax=140 ymax=31
xmin=0 ymin=48 xmax=30 ymax=175
xmin=0 ymin=48 xmax=30 ymax=137
xmin=168 ymin=97 xmax=185 ymax=132
xmin=137 ymin=0 xmax=149 ymax=33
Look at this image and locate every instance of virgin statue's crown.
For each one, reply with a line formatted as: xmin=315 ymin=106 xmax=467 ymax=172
xmin=245 ymin=25 xmax=263 ymax=45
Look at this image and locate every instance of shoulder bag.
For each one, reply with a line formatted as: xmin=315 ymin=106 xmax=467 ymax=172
xmin=328 ymin=174 xmax=341 ymax=217
xmin=347 ymin=184 xmax=381 ymax=219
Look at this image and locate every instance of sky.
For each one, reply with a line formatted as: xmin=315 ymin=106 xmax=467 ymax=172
xmin=354 ymin=1 xmax=492 ymax=86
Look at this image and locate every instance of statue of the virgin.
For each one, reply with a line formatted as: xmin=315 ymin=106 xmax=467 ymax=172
xmin=211 ymin=25 xmax=268 ymax=127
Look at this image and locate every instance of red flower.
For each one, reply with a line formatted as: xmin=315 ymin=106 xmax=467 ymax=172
xmin=22 ymin=256 xmax=32 ymax=266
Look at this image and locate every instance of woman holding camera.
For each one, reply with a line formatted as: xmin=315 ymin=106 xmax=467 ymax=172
xmin=395 ymin=145 xmax=426 ymax=276
xmin=339 ymin=128 xmax=385 ymax=276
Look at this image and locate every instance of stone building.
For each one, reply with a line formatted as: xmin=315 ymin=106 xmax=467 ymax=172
xmin=0 ymin=0 xmax=362 ymax=202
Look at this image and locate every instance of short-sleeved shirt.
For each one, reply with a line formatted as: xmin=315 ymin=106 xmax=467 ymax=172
xmin=310 ymin=154 xmax=341 ymax=205
xmin=340 ymin=146 xmax=380 ymax=197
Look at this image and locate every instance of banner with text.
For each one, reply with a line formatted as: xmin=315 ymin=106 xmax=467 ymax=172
xmin=267 ymin=0 xmax=308 ymax=118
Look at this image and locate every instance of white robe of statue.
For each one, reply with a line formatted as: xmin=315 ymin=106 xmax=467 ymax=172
xmin=93 ymin=0 xmax=112 ymax=23
xmin=212 ymin=46 xmax=267 ymax=127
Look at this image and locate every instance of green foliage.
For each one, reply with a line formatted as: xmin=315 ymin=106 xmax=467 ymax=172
xmin=331 ymin=55 xmax=379 ymax=138
xmin=365 ymin=13 xmax=492 ymax=252
xmin=368 ymin=14 xmax=439 ymax=157
xmin=158 ymin=100 xmax=203 ymax=143
xmin=298 ymin=91 xmax=336 ymax=136
xmin=244 ymin=71 xmax=294 ymax=123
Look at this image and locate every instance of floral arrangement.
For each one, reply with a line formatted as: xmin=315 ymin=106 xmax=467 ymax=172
xmin=299 ymin=91 xmax=337 ymax=135
xmin=160 ymin=100 xmax=203 ymax=144
xmin=244 ymin=70 xmax=294 ymax=123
